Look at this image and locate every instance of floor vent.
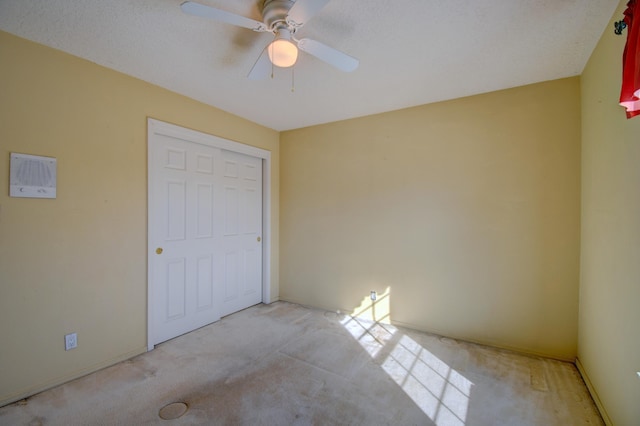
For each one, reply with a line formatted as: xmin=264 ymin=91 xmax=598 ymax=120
xmin=159 ymin=402 xmax=188 ymax=420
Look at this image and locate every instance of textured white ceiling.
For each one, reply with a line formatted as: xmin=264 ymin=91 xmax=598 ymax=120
xmin=0 ymin=0 xmax=620 ymax=131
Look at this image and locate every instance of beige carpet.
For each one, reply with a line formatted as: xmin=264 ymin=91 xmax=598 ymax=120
xmin=0 ymin=302 xmax=603 ymax=425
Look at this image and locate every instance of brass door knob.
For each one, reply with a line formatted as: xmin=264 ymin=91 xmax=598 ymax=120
xmin=257 ymin=237 xmax=261 ymax=242
xmin=156 ymin=247 xmax=163 ymax=255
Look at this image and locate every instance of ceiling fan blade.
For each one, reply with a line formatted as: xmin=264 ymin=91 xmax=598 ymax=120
xmin=287 ymin=0 xmax=331 ymax=27
xmin=248 ymin=47 xmax=272 ymax=80
xmin=181 ymin=1 xmax=267 ymax=32
xmin=297 ymin=38 xmax=359 ymax=72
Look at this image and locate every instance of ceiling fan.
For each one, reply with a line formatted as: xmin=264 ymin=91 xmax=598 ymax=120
xmin=181 ymin=0 xmax=359 ymax=79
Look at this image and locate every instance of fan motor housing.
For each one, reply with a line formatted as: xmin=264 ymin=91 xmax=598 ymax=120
xmin=262 ymin=0 xmax=295 ymax=30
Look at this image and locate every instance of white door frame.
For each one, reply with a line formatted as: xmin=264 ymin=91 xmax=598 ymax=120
xmin=147 ymin=118 xmax=272 ymax=351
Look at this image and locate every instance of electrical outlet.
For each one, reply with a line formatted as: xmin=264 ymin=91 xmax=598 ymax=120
xmin=370 ymin=290 xmax=377 ymax=301
xmin=65 ymin=333 xmax=77 ymax=351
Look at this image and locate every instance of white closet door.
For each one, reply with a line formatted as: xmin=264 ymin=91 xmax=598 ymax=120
xmin=220 ymin=150 xmax=263 ymax=317
xmin=148 ymin=131 xmax=263 ymax=347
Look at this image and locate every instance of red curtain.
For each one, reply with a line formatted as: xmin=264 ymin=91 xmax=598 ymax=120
xmin=620 ymin=0 xmax=640 ymax=118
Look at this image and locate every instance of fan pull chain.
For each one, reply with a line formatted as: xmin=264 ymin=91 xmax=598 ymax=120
xmin=291 ymin=66 xmax=295 ymax=92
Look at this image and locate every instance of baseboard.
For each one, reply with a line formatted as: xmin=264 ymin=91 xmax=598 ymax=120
xmin=0 ymin=346 xmax=147 ymax=408
xmin=389 ymin=317 xmax=578 ymax=362
xmin=575 ymin=357 xmax=613 ymax=426
xmin=278 ymin=297 xmax=577 ymax=362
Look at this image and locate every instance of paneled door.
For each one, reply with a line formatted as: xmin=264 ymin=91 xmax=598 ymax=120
xmin=148 ymin=124 xmax=263 ymax=348
xmin=220 ymin=150 xmax=263 ymax=317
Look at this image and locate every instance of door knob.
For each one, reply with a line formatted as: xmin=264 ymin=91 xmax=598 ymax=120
xmin=257 ymin=237 xmax=261 ymax=242
xmin=156 ymin=247 xmax=163 ymax=254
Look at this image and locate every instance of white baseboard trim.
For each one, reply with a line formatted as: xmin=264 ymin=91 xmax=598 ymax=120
xmin=575 ymin=357 xmax=613 ymax=426
xmin=0 ymin=346 xmax=147 ymax=408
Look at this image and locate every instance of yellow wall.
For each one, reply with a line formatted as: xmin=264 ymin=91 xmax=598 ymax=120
xmin=280 ymin=78 xmax=582 ymax=360
xmin=578 ymin=1 xmax=640 ymax=424
xmin=0 ymin=31 xmax=279 ymax=405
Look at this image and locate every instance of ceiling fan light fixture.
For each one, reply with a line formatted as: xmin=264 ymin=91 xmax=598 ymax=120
xmin=268 ymin=29 xmax=298 ymax=68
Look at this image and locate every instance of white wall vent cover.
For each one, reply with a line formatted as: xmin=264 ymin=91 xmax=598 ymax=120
xmin=10 ymin=153 xmax=57 ymax=199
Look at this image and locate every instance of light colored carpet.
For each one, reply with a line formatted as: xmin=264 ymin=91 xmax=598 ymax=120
xmin=0 ymin=302 xmax=603 ymax=425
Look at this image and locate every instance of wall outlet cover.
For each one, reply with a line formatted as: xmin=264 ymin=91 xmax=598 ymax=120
xmin=65 ymin=333 xmax=77 ymax=351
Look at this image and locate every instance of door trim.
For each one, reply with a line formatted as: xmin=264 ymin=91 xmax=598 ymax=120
xmin=147 ymin=118 xmax=272 ymax=351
